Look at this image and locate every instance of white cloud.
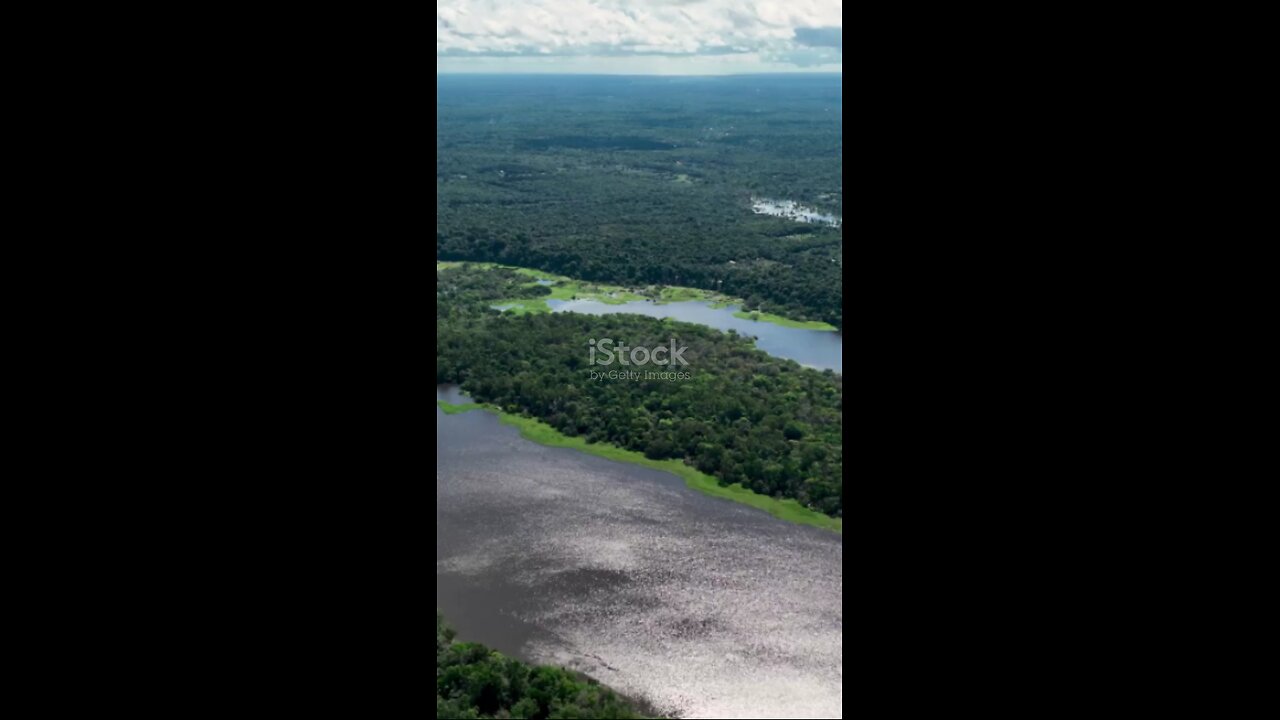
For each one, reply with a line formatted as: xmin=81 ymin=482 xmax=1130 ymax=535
xmin=436 ymin=0 xmax=841 ymax=72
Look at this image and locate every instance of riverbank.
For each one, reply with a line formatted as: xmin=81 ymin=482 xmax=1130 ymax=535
xmin=437 ymin=260 xmax=838 ymax=332
xmin=732 ymin=310 xmax=839 ymax=330
xmin=437 ymin=399 xmax=842 ymax=534
xmin=437 ymin=611 xmax=650 ymax=719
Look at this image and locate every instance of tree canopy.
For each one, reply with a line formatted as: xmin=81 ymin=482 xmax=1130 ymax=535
xmin=437 ymin=266 xmax=843 ymax=517
xmin=437 ymin=75 xmax=843 ymax=329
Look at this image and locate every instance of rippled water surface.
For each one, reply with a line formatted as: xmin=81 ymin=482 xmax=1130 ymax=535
xmin=436 ymin=386 xmax=843 ymax=718
xmin=548 ymin=299 xmax=842 ymax=373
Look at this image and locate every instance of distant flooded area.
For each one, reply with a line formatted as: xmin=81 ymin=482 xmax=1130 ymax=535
xmin=751 ymin=198 xmax=841 ymax=228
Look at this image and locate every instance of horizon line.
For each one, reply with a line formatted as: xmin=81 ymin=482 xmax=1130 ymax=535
xmin=435 ymin=71 xmax=842 ymax=76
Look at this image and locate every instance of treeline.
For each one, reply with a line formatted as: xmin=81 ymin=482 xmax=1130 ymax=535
xmin=436 ymin=75 xmax=843 ymax=329
xmin=437 ymin=267 xmax=843 ymax=517
xmin=437 ymin=228 xmax=842 ymax=329
xmin=436 ymin=264 xmax=551 ymax=308
xmin=437 ymin=611 xmax=645 ymax=719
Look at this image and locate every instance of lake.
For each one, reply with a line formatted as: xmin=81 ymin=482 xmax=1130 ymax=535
xmin=549 ymin=299 xmax=843 ymax=373
xmin=437 ymin=386 xmax=843 ymax=718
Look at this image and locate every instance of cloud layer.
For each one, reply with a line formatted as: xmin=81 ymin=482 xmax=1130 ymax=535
xmin=437 ymin=0 xmax=841 ymax=71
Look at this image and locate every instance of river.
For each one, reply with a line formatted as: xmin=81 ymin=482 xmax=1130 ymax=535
xmin=548 ymin=299 xmax=843 ymax=373
xmin=436 ymin=385 xmax=843 ymax=718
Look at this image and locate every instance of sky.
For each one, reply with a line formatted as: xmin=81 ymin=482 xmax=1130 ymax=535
xmin=437 ymin=0 xmax=842 ymax=75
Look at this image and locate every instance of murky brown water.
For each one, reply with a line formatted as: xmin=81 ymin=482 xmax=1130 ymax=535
xmin=436 ymin=387 xmax=843 ymax=718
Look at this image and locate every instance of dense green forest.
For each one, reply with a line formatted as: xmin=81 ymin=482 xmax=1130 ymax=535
xmin=437 ymin=611 xmax=645 ymax=719
xmin=437 ymin=266 xmax=843 ymax=517
xmin=436 ymin=75 xmax=843 ymax=329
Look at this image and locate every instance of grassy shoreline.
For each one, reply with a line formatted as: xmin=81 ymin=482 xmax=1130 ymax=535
xmin=437 ymin=399 xmax=842 ymax=534
xmin=437 ymin=260 xmax=838 ymax=332
xmin=732 ymin=310 xmax=840 ymax=330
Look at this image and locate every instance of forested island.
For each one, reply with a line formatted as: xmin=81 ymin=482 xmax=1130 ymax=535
xmin=437 ymin=265 xmax=843 ymax=519
xmin=436 ymin=75 xmax=843 ymax=329
xmin=438 ymin=612 xmax=646 ymax=719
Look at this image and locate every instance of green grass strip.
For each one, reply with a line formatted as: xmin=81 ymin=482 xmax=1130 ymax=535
xmin=440 ymin=261 xmax=837 ymax=331
xmin=436 ymin=400 xmax=842 ymax=534
xmin=732 ymin=310 xmax=837 ymax=331
xmin=437 ymin=401 xmax=488 ymax=415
